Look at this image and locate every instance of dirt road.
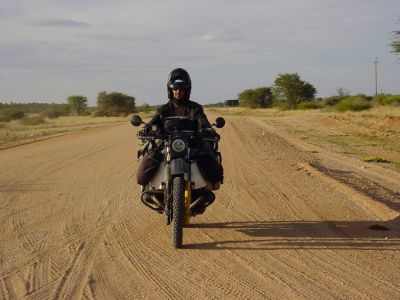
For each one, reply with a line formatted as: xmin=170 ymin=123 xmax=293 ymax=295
xmin=1 ymin=115 xmax=400 ymax=299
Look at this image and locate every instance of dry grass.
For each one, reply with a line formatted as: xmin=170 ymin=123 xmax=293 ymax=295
xmin=207 ymin=105 xmax=400 ymax=118
xmin=3 ymin=107 xmax=400 ymax=171
xmin=207 ymin=106 xmax=400 ymax=170
xmin=0 ymin=110 xmax=156 ymax=147
xmin=363 ymin=156 xmax=391 ymax=163
xmin=0 ymin=115 xmax=129 ymax=144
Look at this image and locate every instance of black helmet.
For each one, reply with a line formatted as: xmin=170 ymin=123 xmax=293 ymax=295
xmin=167 ymin=68 xmax=191 ymax=101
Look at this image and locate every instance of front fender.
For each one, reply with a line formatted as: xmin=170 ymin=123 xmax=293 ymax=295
xmin=170 ymin=158 xmax=190 ymax=176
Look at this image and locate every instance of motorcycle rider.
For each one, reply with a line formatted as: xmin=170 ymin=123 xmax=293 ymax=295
xmin=136 ymin=68 xmax=223 ymax=215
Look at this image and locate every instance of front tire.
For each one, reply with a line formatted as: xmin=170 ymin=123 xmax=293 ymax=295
xmin=172 ymin=176 xmax=185 ymax=248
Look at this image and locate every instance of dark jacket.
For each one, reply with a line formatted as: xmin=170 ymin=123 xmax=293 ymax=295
xmin=147 ymin=99 xmax=211 ymax=130
xmin=137 ymin=99 xmax=223 ymax=185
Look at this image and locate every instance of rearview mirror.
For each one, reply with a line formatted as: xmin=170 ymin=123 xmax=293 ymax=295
xmin=131 ymin=115 xmax=143 ymax=127
xmin=214 ymin=117 xmax=225 ymax=129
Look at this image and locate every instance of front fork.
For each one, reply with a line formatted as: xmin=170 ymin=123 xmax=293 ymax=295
xmin=166 ymin=157 xmax=192 ymax=226
xmin=184 ymin=181 xmax=191 ymax=226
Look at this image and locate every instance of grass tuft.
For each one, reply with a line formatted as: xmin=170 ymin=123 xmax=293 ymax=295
xmin=334 ymin=98 xmax=372 ymax=112
xmin=19 ymin=116 xmax=46 ymax=126
xmin=363 ymin=156 xmax=391 ymax=163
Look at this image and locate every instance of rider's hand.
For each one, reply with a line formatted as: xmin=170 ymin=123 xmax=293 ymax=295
xmin=138 ymin=127 xmax=150 ymax=137
xmin=204 ymin=127 xmax=217 ymax=136
xmin=143 ymin=125 xmax=152 ymax=133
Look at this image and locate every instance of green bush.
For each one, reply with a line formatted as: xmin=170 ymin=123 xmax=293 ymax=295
xmin=238 ymin=87 xmax=273 ymax=108
xmin=96 ymin=91 xmax=136 ymax=117
xmin=334 ymin=98 xmax=372 ymax=112
xmin=363 ymin=156 xmax=391 ymax=163
xmin=0 ymin=108 xmax=26 ymax=122
xmin=272 ymin=99 xmax=290 ymax=110
xmin=41 ymin=104 xmax=70 ymax=119
xmin=374 ymin=94 xmax=400 ymax=106
xmin=323 ymin=96 xmax=345 ymax=106
xmin=297 ymin=101 xmax=323 ymax=110
xmin=92 ymin=109 xmax=111 ymax=117
xmin=136 ymin=103 xmax=153 ymax=113
xmin=19 ymin=116 xmax=46 ymax=126
xmin=351 ymin=94 xmax=371 ymax=101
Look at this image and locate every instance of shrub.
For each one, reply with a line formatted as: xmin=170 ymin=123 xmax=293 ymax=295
xmin=384 ymin=95 xmax=400 ymax=106
xmin=67 ymin=95 xmax=88 ymax=116
xmin=334 ymin=98 xmax=372 ymax=112
xmin=374 ymin=94 xmax=400 ymax=106
xmin=363 ymin=156 xmax=391 ymax=163
xmin=352 ymin=94 xmax=371 ymax=101
xmin=96 ymin=91 xmax=136 ymax=117
xmin=19 ymin=116 xmax=46 ymax=126
xmin=373 ymin=94 xmax=386 ymax=105
xmin=272 ymin=99 xmax=290 ymax=110
xmin=41 ymin=104 xmax=70 ymax=119
xmin=136 ymin=103 xmax=153 ymax=113
xmin=0 ymin=108 xmax=25 ymax=122
xmin=297 ymin=101 xmax=323 ymax=110
xmin=323 ymin=96 xmax=344 ymax=106
xmin=238 ymin=87 xmax=273 ymax=108
xmin=92 ymin=109 xmax=109 ymax=117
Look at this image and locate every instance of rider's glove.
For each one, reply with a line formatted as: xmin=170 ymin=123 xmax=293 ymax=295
xmin=143 ymin=125 xmax=152 ymax=132
xmin=204 ymin=127 xmax=217 ymax=136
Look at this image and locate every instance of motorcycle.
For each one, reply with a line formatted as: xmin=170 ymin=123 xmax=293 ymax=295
xmin=131 ymin=115 xmax=225 ymax=248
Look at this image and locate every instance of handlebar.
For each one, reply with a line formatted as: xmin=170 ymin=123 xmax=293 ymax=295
xmin=137 ymin=128 xmax=220 ymax=143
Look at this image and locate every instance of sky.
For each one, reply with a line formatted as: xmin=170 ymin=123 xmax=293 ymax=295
xmin=1 ymin=0 xmax=399 ymax=106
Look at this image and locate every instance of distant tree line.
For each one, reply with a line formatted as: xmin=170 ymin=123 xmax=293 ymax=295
xmin=0 ymin=90 xmax=145 ymax=123
xmin=0 ymin=102 xmax=70 ymax=122
xmin=94 ymin=91 xmax=135 ymax=117
xmin=66 ymin=92 xmax=137 ymax=117
xmin=231 ymin=72 xmax=400 ymax=112
xmin=203 ymin=72 xmax=399 ymax=113
xmin=236 ymin=73 xmax=316 ymax=110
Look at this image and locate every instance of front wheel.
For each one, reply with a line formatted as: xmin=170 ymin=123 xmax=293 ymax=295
xmin=172 ymin=176 xmax=185 ymax=248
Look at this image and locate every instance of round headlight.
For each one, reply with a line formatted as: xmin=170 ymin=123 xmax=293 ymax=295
xmin=171 ymin=138 xmax=186 ymax=153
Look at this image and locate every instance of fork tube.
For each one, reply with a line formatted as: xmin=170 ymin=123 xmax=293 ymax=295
xmin=184 ymin=181 xmax=191 ymax=225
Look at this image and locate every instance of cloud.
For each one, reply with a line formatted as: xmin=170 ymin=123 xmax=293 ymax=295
xmin=0 ymin=5 xmax=23 ymax=18
xmin=80 ymin=32 xmax=162 ymax=44
xmin=200 ymin=30 xmax=247 ymax=43
xmin=1 ymin=0 xmax=400 ymax=103
xmin=31 ymin=19 xmax=90 ymax=28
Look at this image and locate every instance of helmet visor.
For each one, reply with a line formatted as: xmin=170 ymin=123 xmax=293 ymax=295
xmin=169 ymin=79 xmax=189 ymax=91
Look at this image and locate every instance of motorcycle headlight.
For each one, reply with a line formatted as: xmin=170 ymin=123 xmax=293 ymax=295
xmin=171 ymin=138 xmax=186 ymax=153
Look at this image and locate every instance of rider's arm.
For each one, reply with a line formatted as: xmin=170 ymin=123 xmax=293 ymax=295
xmin=196 ymin=106 xmax=212 ymax=130
xmin=145 ymin=106 xmax=163 ymax=131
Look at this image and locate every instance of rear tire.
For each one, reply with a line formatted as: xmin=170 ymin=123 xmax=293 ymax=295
xmin=172 ymin=176 xmax=185 ymax=248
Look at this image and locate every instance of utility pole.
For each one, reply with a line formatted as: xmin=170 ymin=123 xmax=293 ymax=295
xmin=374 ymin=57 xmax=378 ymax=96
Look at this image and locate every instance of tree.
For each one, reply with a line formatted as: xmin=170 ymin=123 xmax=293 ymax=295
xmin=238 ymin=87 xmax=273 ymax=108
xmin=95 ymin=91 xmax=136 ymax=116
xmin=136 ymin=103 xmax=152 ymax=113
xmin=337 ymin=87 xmax=351 ymax=97
xmin=301 ymin=82 xmax=317 ymax=101
xmin=391 ymin=18 xmax=400 ymax=56
xmin=273 ymin=73 xmax=316 ymax=109
xmin=67 ymin=95 xmax=88 ymax=115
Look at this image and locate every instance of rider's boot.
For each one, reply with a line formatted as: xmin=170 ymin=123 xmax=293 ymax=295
xmin=141 ymin=192 xmax=164 ymax=213
xmin=190 ymin=191 xmax=215 ymax=216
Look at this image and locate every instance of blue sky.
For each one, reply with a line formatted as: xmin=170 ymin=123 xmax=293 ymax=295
xmin=1 ymin=0 xmax=399 ymax=105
